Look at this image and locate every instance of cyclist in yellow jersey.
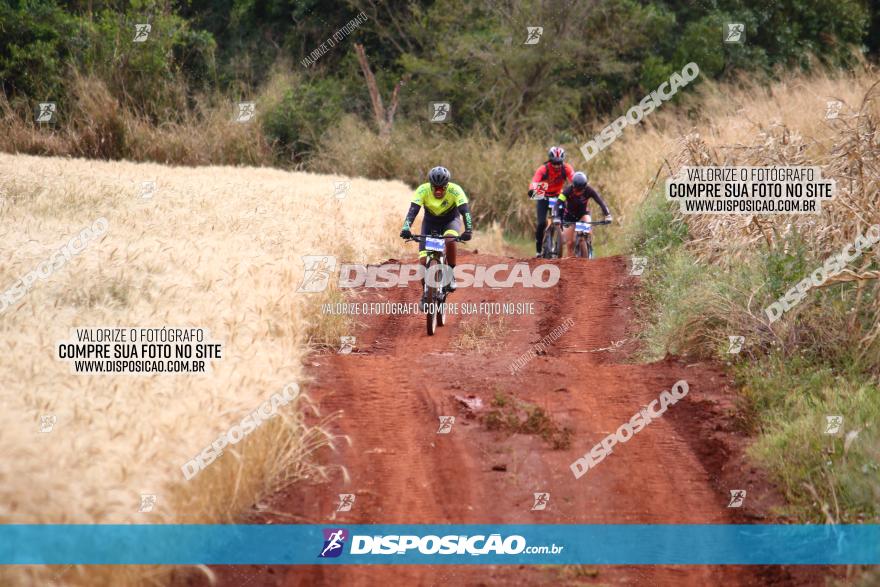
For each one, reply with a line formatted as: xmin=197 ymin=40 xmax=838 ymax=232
xmin=400 ymin=167 xmax=473 ymax=300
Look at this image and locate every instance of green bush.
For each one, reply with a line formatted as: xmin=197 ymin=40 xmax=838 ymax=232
xmin=0 ymin=0 xmax=79 ymax=100
xmin=262 ymin=77 xmax=344 ymax=162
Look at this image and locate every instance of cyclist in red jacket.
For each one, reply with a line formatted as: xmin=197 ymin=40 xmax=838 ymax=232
xmin=528 ymin=146 xmax=574 ymax=257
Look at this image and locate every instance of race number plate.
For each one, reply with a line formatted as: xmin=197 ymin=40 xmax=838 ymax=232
xmin=425 ymin=237 xmax=445 ymax=252
xmin=547 ymin=197 xmax=558 ymax=206
xmin=576 ymin=222 xmax=591 ymax=233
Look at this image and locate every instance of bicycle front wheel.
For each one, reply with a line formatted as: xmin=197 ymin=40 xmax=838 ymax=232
xmin=425 ymin=258 xmax=440 ymax=335
xmin=543 ymin=227 xmax=560 ymax=259
xmin=576 ymin=235 xmax=590 ymax=258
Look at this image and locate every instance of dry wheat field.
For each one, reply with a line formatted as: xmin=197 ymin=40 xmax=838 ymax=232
xmin=0 ymin=153 xmax=408 ymax=586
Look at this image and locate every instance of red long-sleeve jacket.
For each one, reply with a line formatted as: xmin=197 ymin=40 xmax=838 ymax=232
xmin=531 ymin=162 xmax=574 ymax=196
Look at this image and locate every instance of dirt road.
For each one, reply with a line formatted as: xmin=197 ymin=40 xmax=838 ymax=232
xmin=189 ymin=253 xmax=827 ymax=586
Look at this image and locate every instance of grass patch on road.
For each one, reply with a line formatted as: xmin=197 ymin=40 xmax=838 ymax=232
xmin=484 ymin=391 xmax=572 ymax=450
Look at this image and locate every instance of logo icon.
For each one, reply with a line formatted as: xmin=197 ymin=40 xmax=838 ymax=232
xmin=336 ymin=494 xmax=355 ymax=512
xmin=139 ymin=180 xmax=156 ymax=199
xmin=138 ymin=494 xmax=157 ymax=512
xmin=825 ymin=100 xmax=843 ymax=120
xmin=39 ymin=414 xmax=57 ymax=433
xmin=35 ymin=102 xmax=57 ymax=123
xmin=236 ymin=102 xmax=256 ymax=123
xmin=630 ymin=256 xmax=647 ymax=276
xmin=727 ymin=335 xmax=745 ymax=354
xmin=727 ymin=489 xmax=746 ymax=508
xmin=338 ymin=336 xmax=355 ymax=355
xmin=437 ymin=416 xmax=455 ymax=434
xmin=724 ymin=23 xmax=745 ymax=44
xmin=824 ymin=415 xmax=843 ymax=435
xmin=531 ymin=492 xmax=550 ymax=511
xmin=133 ymin=23 xmax=151 ymax=42
xmin=319 ymin=528 xmax=348 ymax=558
xmin=430 ymin=102 xmax=451 ymax=123
xmin=524 ymin=27 xmax=543 ymax=45
xmin=333 ymin=181 xmax=350 ymax=199
xmin=297 ymin=255 xmax=337 ymax=293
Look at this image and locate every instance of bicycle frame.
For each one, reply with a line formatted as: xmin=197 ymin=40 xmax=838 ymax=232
xmin=404 ymin=233 xmax=462 ymax=335
xmin=561 ymin=219 xmax=611 ymax=259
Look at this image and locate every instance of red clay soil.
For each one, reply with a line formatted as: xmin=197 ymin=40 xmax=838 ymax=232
xmin=178 ymin=253 xmax=835 ymax=587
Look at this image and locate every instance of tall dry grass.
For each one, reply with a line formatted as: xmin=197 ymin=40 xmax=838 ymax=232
xmin=615 ymin=65 xmax=880 ymax=362
xmin=0 ymin=153 xmax=409 ymax=586
xmin=0 ymin=72 xmax=273 ymax=166
xmin=594 ymin=63 xmax=880 ymax=236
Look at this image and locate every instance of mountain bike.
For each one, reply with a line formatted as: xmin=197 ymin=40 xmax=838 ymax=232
xmin=541 ymin=205 xmax=563 ymax=259
xmin=404 ymin=233 xmax=462 ymax=336
xmin=562 ymin=218 xmax=612 ymax=259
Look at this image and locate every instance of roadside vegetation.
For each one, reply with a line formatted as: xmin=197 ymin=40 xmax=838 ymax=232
xmin=624 ymin=68 xmax=880 ymax=523
xmin=2 ymin=0 xmax=876 ymax=237
xmin=0 ymin=154 xmax=409 ymax=586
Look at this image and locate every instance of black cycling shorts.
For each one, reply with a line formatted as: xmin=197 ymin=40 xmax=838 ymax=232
xmin=419 ymin=214 xmax=462 ymax=257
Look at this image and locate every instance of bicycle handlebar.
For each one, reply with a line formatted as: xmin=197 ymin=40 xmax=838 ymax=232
xmin=403 ymin=234 xmax=464 ymax=242
xmin=561 ymin=220 xmax=612 ymax=226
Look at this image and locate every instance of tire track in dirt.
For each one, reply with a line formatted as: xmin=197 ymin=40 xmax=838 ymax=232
xmin=181 ymin=253 xmax=830 ymax=587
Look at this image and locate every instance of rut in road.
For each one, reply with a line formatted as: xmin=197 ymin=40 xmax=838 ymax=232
xmin=190 ymin=253 xmax=826 ymax=587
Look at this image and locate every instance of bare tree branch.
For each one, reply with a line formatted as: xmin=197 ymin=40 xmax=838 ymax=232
xmin=354 ymin=42 xmax=387 ymax=132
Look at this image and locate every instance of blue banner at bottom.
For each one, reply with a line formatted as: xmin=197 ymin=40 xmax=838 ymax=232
xmin=1 ymin=524 xmax=877 ymax=565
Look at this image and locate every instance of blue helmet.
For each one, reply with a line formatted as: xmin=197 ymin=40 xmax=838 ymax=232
xmin=572 ymin=171 xmax=588 ymax=189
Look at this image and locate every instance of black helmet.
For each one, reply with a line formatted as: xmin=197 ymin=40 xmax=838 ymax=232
xmin=572 ymin=171 xmax=588 ymax=189
xmin=548 ymin=146 xmax=565 ymax=165
xmin=428 ymin=166 xmax=451 ymax=187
